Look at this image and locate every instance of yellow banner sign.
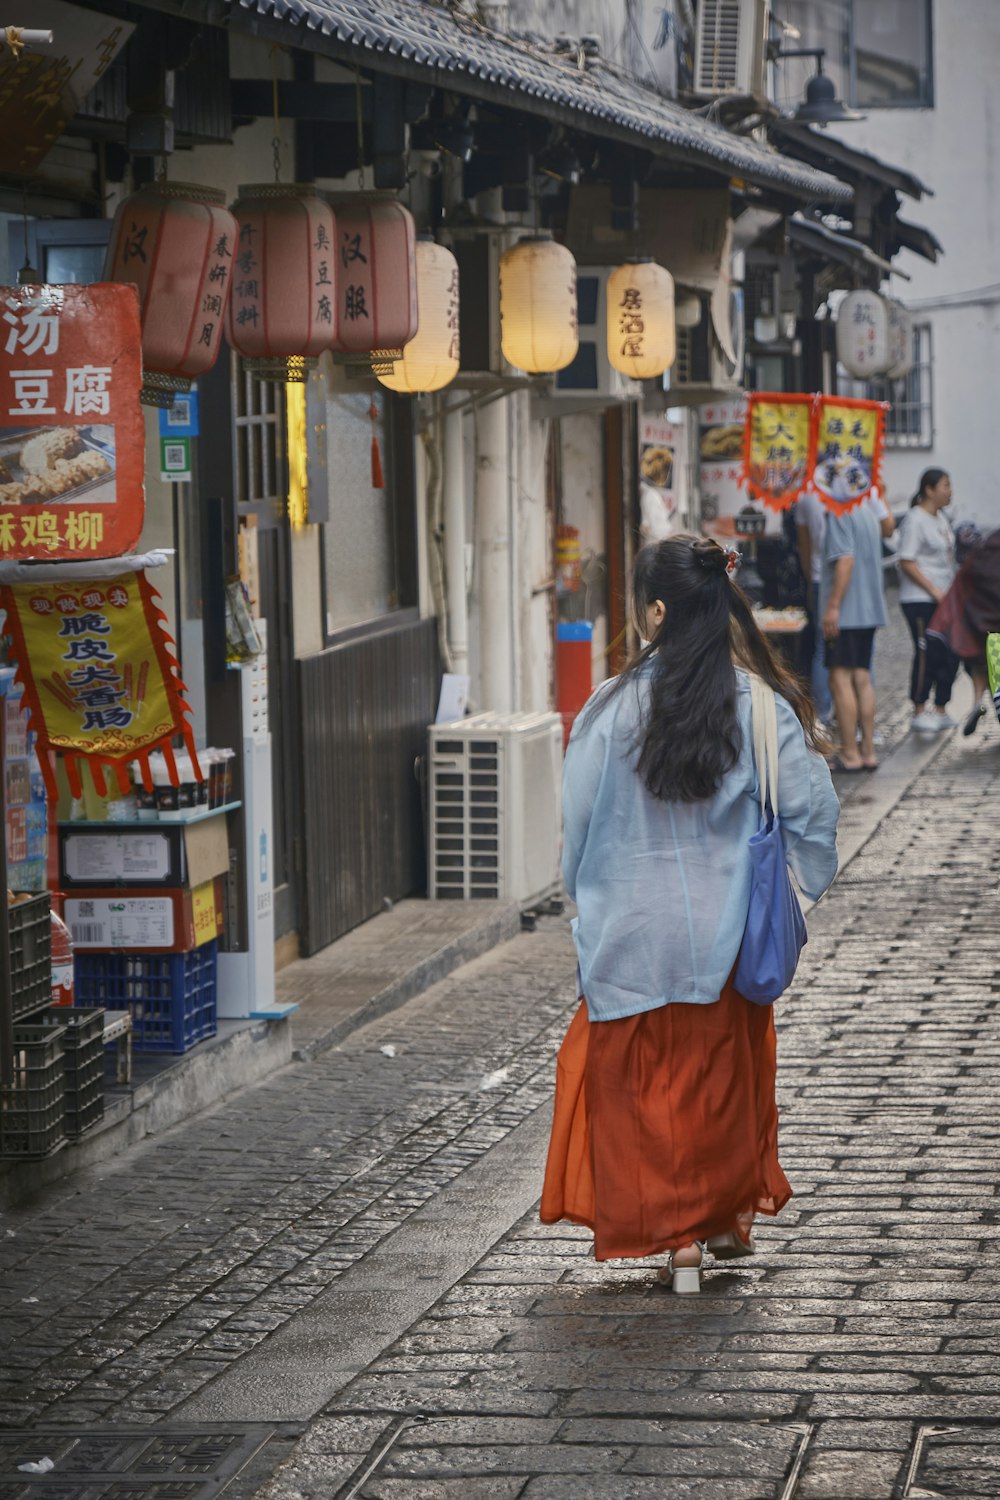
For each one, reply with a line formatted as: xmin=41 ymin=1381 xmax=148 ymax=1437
xmin=742 ymin=393 xmax=813 ymax=510
xmin=811 ymin=397 xmax=885 ymax=514
xmin=1 ymin=570 xmax=194 ymax=799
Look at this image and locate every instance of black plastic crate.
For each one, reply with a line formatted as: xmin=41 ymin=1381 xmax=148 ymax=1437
xmin=42 ymin=1006 xmax=105 ymax=1138
xmin=9 ymin=892 xmax=51 ymax=1021
xmin=0 ymin=1022 xmax=65 ymax=1158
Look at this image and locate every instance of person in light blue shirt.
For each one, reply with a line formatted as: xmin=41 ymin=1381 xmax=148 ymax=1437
xmin=821 ymin=499 xmax=891 ymax=771
xmin=541 ymin=535 xmax=839 ymax=1295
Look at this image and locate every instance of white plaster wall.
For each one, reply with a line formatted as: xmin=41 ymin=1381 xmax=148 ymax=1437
xmin=517 ymin=393 xmax=553 ymax=712
xmin=825 ymin=0 xmax=1000 ymax=529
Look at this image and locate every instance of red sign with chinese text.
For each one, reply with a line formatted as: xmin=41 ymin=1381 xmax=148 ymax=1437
xmin=0 ymin=282 xmax=145 ymax=559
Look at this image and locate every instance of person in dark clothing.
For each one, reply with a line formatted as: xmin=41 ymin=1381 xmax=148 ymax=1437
xmin=928 ymin=528 xmax=1000 ymax=735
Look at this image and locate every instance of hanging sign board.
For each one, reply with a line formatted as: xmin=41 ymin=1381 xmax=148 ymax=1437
xmin=698 ymin=399 xmax=752 ymax=526
xmin=737 ymin=392 xmax=887 ymax=516
xmin=810 ymin=396 xmax=885 ymax=514
xmin=741 ymin=392 xmax=814 ymax=510
xmin=0 ymin=282 xmax=145 ymax=559
xmin=0 ymin=570 xmax=196 ymax=801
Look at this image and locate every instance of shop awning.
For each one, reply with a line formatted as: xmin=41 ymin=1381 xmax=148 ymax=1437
xmin=893 ymin=219 xmax=944 ymax=263
xmin=788 ymin=215 xmax=903 ymax=280
xmin=770 ymin=122 xmax=932 ymax=202
xmin=198 ymin=0 xmax=851 ymax=205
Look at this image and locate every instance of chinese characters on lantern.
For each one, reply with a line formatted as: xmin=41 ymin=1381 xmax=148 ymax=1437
xmin=618 ymin=285 xmax=645 ymax=363
xmin=341 ymin=229 xmax=368 ymax=324
xmin=0 ymin=283 xmax=144 ymax=558
xmin=227 ymin=186 xmax=338 ymax=379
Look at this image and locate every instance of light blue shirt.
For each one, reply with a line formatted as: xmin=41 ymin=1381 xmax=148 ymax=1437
xmin=822 ymin=502 xmax=888 ymax=629
xmin=562 ymin=666 xmax=840 ymax=1022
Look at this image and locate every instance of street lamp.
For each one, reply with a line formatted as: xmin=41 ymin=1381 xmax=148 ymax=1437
xmin=777 ymin=48 xmax=865 ymax=127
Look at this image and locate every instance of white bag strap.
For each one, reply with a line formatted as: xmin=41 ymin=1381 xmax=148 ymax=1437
xmin=749 ymin=674 xmax=780 ymax=818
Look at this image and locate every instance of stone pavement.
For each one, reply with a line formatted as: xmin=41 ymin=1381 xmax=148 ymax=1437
xmin=247 ymin=722 xmax=1000 ymax=1500
xmin=3 ymin=603 xmax=1000 ymax=1499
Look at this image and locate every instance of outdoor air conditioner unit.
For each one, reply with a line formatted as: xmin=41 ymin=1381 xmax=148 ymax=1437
xmin=544 ymin=267 xmax=642 ymax=411
xmin=428 ymin=711 xmax=563 ymax=906
xmin=666 ymin=287 xmax=745 ymax=403
xmin=693 ymin=0 xmax=770 ymax=98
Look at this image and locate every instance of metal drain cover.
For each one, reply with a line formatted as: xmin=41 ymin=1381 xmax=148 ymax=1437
xmin=0 ymin=1427 xmax=280 ymax=1500
xmin=906 ymin=1424 xmax=1000 ymax=1498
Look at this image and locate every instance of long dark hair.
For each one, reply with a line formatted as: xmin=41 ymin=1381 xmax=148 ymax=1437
xmin=910 ymin=467 xmax=948 ymax=507
xmin=586 ymin=535 xmax=824 ymax=804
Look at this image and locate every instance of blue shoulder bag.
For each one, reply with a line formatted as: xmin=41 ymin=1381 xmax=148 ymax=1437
xmin=733 ymin=676 xmax=807 ymax=1005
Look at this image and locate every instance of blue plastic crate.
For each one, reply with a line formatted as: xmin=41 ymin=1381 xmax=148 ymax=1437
xmin=73 ymin=943 xmax=218 ymax=1054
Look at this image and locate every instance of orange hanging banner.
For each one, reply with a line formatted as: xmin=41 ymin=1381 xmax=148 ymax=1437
xmin=740 ymin=392 xmax=814 ymax=511
xmin=0 ymin=570 xmax=196 ymax=800
xmin=810 ymin=396 xmax=886 ymax=514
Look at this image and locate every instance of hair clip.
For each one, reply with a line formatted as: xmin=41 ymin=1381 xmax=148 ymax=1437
xmin=725 ymin=548 xmax=740 ymax=577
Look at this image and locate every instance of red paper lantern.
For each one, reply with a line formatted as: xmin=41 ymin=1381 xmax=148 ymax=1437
xmin=104 ymin=182 xmax=238 ymax=407
xmin=227 ymin=184 xmax=337 ymax=382
xmin=333 ymin=198 xmax=417 ymax=372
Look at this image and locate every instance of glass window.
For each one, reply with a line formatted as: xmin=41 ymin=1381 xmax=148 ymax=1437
xmin=854 ymin=0 xmax=932 ymax=108
xmin=320 ymin=362 xmax=416 ymax=635
xmin=779 ymin=0 xmax=933 ymax=108
xmin=323 ymin=384 xmax=394 ymax=632
xmin=837 ymin=323 xmax=934 ymax=450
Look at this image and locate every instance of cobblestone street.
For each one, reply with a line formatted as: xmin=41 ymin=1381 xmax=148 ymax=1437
xmin=4 ymin=614 xmax=1000 ymax=1498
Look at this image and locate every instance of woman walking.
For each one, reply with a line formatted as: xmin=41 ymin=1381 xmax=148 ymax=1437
xmin=541 ymin=536 xmax=839 ymax=1293
xmin=929 ymin=526 xmax=1000 ymax=735
xmin=897 ymin=469 xmax=960 ymax=732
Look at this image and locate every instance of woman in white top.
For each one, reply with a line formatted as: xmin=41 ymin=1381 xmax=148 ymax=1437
xmin=897 ymin=468 xmax=959 ymax=732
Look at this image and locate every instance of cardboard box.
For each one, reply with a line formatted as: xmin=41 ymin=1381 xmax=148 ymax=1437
xmin=65 ymin=877 xmax=225 ymax=953
xmin=59 ymin=812 xmax=231 ymax=889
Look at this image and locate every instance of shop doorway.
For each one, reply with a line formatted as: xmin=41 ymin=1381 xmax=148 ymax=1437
xmin=231 ymin=363 xmax=299 ymax=942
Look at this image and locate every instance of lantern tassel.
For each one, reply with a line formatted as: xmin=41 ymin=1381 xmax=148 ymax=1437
xmin=370 ymin=399 xmax=385 ymax=489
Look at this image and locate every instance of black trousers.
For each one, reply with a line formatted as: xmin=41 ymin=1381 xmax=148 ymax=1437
xmin=900 ymin=600 xmax=960 ymax=708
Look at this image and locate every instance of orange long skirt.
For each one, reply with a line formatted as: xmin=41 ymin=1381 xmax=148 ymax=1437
xmin=539 ymin=982 xmax=792 ymax=1260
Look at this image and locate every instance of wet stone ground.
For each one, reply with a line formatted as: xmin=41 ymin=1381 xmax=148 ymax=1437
xmin=4 ymin=605 xmax=1000 ymax=1497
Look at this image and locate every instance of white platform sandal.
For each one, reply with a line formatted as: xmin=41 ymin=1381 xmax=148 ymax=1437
xmin=705 ymin=1230 xmax=755 ymax=1261
xmin=658 ymin=1243 xmax=703 ymax=1294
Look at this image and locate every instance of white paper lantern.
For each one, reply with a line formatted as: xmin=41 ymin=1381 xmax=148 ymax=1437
xmin=378 ymin=239 xmax=460 ymax=394
xmin=885 ymin=298 xmax=913 ymax=380
xmin=499 ymin=236 xmax=578 ymax=374
xmin=606 ymin=259 xmax=676 ymax=379
xmin=836 ymin=289 xmax=892 ymax=376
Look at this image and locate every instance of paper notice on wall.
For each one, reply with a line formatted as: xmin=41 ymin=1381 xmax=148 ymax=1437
xmin=66 ymin=896 xmax=175 ymax=949
xmin=639 ymin=415 xmax=687 ymax=542
xmin=63 ymin=831 xmax=172 ymax=883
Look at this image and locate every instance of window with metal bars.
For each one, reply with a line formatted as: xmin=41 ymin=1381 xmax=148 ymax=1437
xmin=232 ymin=357 xmax=285 ymax=521
xmin=837 ymin=322 xmax=934 ymax=450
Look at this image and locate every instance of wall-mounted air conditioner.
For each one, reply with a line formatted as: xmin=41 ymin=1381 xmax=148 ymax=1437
xmin=693 ymin=0 xmax=770 ymax=98
xmin=428 ymin=711 xmax=563 ymax=907
xmin=540 ymin=267 xmax=642 ymax=412
xmin=666 ymin=287 xmax=745 ymax=403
